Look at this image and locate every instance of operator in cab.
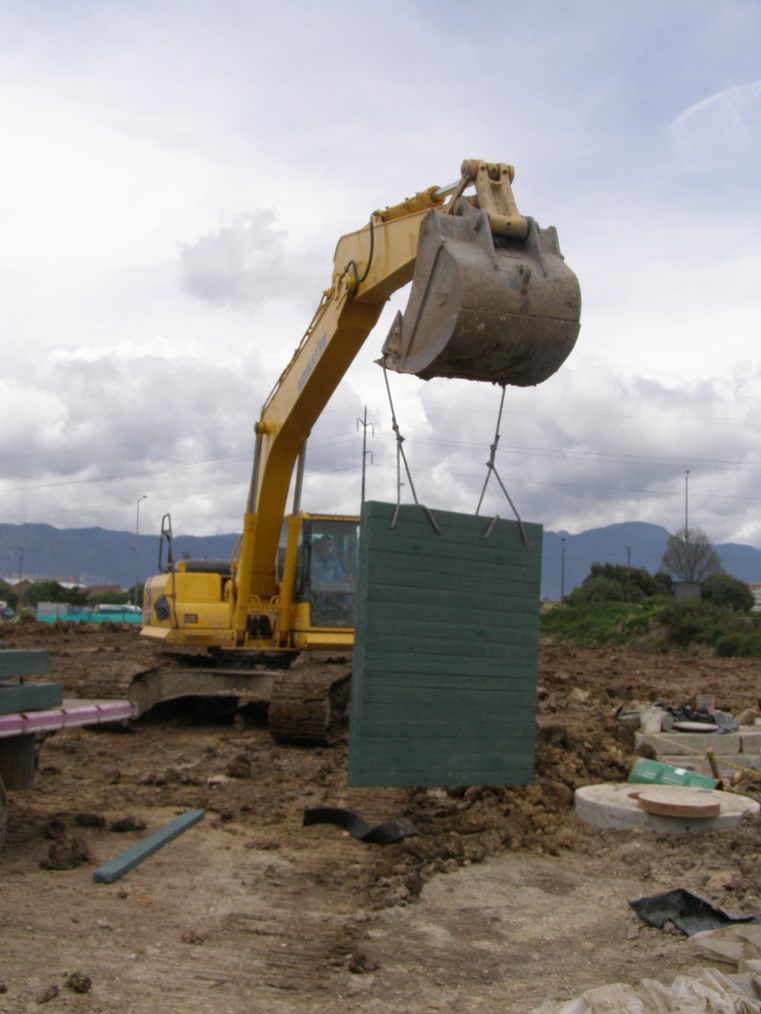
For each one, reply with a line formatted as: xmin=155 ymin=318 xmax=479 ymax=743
xmin=312 ymin=534 xmax=346 ymax=587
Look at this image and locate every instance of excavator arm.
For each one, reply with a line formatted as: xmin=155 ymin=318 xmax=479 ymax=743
xmin=143 ymin=159 xmax=581 ymax=653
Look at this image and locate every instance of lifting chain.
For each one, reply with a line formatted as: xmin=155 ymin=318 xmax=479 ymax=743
xmin=381 ymin=372 xmax=527 ymax=543
xmin=382 ymin=368 xmax=440 ymax=534
xmin=476 ymin=385 xmax=528 ymax=544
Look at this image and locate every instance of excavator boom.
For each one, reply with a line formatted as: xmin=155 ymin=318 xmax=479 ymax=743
xmin=138 ymin=158 xmax=581 ymax=741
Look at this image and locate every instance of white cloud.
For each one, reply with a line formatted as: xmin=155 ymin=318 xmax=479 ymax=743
xmin=179 ymin=211 xmax=325 ymax=309
xmin=666 ymin=81 xmax=761 ymax=177
xmin=1 ymin=0 xmax=760 ymax=567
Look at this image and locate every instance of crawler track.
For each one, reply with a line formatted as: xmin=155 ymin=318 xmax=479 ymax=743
xmin=78 ymin=647 xmax=352 ymax=745
xmin=268 ymin=660 xmax=351 ymax=744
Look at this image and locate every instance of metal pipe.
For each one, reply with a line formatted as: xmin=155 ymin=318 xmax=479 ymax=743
xmin=134 ymin=495 xmax=147 ymax=609
xmin=246 ymin=430 xmax=263 ymax=515
xmin=292 ymin=444 xmax=306 ymax=515
xmin=561 ymin=537 xmax=566 ymax=607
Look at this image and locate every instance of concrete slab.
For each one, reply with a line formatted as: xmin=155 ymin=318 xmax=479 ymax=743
xmin=658 ymin=754 xmax=761 ymax=776
xmin=574 ymin=783 xmax=758 ymax=835
xmin=635 ymin=730 xmax=741 ymax=756
xmin=740 ymin=729 xmax=761 ymax=754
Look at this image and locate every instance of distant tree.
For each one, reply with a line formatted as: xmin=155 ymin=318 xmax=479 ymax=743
xmin=91 ymin=588 xmax=130 ymax=606
xmin=567 ymin=576 xmax=625 ymax=605
xmin=587 ymin=563 xmax=653 ymax=602
xmin=22 ymin=580 xmax=68 ymax=607
xmin=22 ymin=580 xmax=89 ymax=609
xmin=702 ymin=573 xmax=754 ymax=613
xmin=661 ymin=528 xmax=722 ymax=583
xmin=653 ymin=570 xmax=675 ymax=597
xmin=573 ymin=562 xmax=673 ymax=604
xmin=0 ymin=578 xmax=17 ymax=610
xmin=66 ymin=586 xmax=89 ymax=608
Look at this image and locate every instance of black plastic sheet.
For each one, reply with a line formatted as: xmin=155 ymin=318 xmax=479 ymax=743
xmin=303 ymin=807 xmax=420 ymax=845
xmin=629 ymin=889 xmax=761 ymax=936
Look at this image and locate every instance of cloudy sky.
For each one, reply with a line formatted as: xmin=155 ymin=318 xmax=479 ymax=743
xmin=1 ymin=0 xmax=759 ymax=559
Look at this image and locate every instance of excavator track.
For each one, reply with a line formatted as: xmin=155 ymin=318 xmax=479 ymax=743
xmin=268 ymin=657 xmax=352 ymax=745
xmin=78 ymin=649 xmax=352 ymax=746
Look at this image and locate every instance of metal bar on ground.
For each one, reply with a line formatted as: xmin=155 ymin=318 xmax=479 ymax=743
xmin=93 ymin=809 xmax=205 ymax=884
xmin=0 ymin=701 xmax=134 ymax=739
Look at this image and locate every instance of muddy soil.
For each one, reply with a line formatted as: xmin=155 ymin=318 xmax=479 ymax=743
xmin=1 ymin=621 xmax=761 ymax=1012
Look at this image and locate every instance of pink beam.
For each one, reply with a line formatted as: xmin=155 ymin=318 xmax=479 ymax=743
xmin=0 ymin=700 xmax=135 ymax=739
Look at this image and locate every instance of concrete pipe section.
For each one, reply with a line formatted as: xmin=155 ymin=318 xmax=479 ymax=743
xmin=575 ymin=783 xmax=759 ymax=835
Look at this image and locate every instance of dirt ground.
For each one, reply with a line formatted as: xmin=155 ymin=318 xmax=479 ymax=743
xmin=2 ymin=621 xmax=761 ymax=1013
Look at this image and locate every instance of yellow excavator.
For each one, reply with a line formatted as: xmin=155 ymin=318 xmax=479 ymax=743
xmin=135 ymin=159 xmax=581 ymax=740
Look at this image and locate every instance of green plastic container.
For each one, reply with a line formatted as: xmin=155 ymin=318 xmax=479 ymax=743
xmin=628 ymin=757 xmax=721 ymax=790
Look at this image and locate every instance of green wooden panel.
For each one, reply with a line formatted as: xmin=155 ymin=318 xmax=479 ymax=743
xmin=0 ymin=650 xmax=50 ymax=679
xmin=361 ymin=685 xmax=537 ymax=707
xmin=0 ymin=681 xmax=63 ymax=714
xmin=348 ymin=501 xmax=543 ymax=787
xmin=362 ymin=647 xmax=538 ymax=675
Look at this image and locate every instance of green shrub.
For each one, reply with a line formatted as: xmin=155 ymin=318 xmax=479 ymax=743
xmin=702 ymin=574 xmax=755 ymax=613
xmin=540 ymin=601 xmax=645 ymax=646
xmin=715 ymin=633 xmax=761 ymax=658
xmin=655 ymin=600 xmax=727 ymax=649
xmin=567 ymin=577 xmax=625 ymax=605
xmin=541 ymin=592 xmax=758 ymax=653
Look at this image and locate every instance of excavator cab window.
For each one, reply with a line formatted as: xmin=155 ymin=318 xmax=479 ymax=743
xmin=301 ymin=518 xmax=359 ymax=629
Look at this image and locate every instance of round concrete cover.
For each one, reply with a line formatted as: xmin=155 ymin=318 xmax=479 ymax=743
xmin=575 ymin=783 xmax=759 ymax=834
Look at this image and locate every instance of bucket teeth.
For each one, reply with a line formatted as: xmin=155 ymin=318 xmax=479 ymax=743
xmin=379 ymin=204 xmax=581 ymax=387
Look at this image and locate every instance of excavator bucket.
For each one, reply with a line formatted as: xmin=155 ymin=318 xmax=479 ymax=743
xmin=379 ymin=200 xmax=581 ymax=387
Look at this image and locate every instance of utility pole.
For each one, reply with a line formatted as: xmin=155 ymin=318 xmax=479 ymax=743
xmin=560 ymin=537 xmax=566 ymax=607
xmin=135 ymin=496 xmax=147 ymax=609
xmin=626 ymin=544 xmax=631 ymax=603
xmin=684 ymin=469 xmax=690 ymax=541
xmin=356 ymin=407 xmax=374 ymax=504
xmin=17 ymin=547 xmax=23 ymax=610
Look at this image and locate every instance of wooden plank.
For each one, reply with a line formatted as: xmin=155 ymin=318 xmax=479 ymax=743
xmin=0 ymin=651 xmax=50 ymax=679
xmin=363 ymin=587 xmax=538 ymax=619
xmin=349 ymin=756 xmax=536 ymax=787
xmin=348 ymin=501 xmax=542 ymax=787
xmin=0 ymin=700 xmax=135 ymax=738
xmin=636 ymin=787 xmax=722 ymax=818
xmin=362 ymin=647 xmax=538 ymax=675
xmin=360 ymin=685 xmax=537 ymax=707
xmin=355 ymin=718 xmax=537 ymax=740
xmin=364 ymin=555 xmax=541 ymax=587
xmin=92 ymin=809 xmax=205 ymax=883
xmin=0 ymin=682 xmax=63 ymax=715
xmin=362 ymin=617 xmax=538 ymax=646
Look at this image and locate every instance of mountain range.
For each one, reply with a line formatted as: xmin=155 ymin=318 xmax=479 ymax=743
xmin=2 ymin=519 xmax=760 ymax=601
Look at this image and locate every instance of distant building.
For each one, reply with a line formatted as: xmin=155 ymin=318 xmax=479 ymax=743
xmin=748 ymin=584 xmax=761 ymax=612
xmin=86 ymin=585 xmax=123 ymax=598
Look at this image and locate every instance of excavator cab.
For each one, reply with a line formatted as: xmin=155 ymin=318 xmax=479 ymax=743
xmin=380 ymin=160 xmax=581 ymax=387
xmin=292 ymin=517 xmax=359 ymax=631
